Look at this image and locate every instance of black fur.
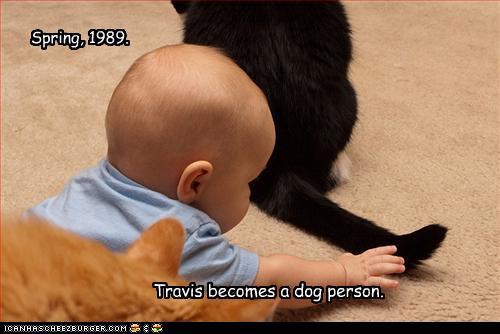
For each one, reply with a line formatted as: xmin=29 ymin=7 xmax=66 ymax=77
xmin=171 ymin=1 xmax=190 ymax=14
xmin=171 ymin=1 xmax=447 ymax=267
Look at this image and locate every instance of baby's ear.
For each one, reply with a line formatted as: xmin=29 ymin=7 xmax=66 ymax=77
xmin=125 ymin=218 xmax=185 ymax=276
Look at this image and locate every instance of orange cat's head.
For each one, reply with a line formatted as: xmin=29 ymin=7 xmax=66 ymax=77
xmin=0 ymin=216 xmax=277 ymax=321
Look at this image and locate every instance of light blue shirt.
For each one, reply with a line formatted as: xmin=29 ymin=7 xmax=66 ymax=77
xmin=25 ymin=159 xmax=259 ymax=286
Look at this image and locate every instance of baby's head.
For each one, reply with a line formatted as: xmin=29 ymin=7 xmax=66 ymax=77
xmin=106 ymin=44 xmax=275 ymax=232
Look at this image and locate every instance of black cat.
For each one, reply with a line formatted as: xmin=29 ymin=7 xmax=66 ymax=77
xmin=171 ymin=1 xmax=447 ymax=267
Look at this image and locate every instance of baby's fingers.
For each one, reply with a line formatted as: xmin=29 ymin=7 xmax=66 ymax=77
xmin=368 ymin=255 xmax=405 ymax=265
xmin=369 ymin=263 xmax=405 ymax=276
xmin=363 ymin=245 xmax=397 ymax=256
xmin=366 ymin=276 xmax=399 ymax=289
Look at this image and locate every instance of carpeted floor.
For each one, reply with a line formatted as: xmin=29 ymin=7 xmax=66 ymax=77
xmin=1 ymin=1 xmax=498 ymax=321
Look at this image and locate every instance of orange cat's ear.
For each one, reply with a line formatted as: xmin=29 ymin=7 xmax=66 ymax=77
xmin=125 ymin=218 xmax=185 ymax=276
xmin=205 ymin=298 xmax=279 ymax=322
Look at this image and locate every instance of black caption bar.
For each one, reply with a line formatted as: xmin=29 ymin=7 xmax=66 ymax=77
xmin=1 ymin=322 xmax=499 ymax=334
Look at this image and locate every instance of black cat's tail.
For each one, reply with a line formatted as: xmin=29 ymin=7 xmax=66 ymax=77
xmin=251 ymin=171 xmax=447 ymax=268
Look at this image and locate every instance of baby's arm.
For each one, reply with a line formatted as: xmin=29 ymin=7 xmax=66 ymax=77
xmin=254 ymin=245 xmax=405 ymax=309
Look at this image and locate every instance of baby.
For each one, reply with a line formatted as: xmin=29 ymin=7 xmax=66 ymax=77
xmin=26 ymin=44 xmax=405 ymax=309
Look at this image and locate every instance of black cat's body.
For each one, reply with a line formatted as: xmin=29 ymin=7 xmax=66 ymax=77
xmin=172 ymin=1 xmax=447 ymax=266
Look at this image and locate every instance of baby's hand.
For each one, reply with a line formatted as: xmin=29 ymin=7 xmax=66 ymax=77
xmin=337 ymin=245 xmax=405 ymax=288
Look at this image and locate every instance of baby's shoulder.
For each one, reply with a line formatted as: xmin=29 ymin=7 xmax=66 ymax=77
xmin=173 ymin=205 xmax=221 ymax=239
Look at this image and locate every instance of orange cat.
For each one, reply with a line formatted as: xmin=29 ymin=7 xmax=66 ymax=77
xmin=1 ymin=217 xmax=276 ymax=321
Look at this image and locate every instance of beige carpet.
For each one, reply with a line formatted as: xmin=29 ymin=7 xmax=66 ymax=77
xmin=1 ymin=1 xmax=498 ymax=321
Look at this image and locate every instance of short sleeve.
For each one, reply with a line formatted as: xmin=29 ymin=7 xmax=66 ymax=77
xmin=179 ymin=222 xmax=259 ymax=286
